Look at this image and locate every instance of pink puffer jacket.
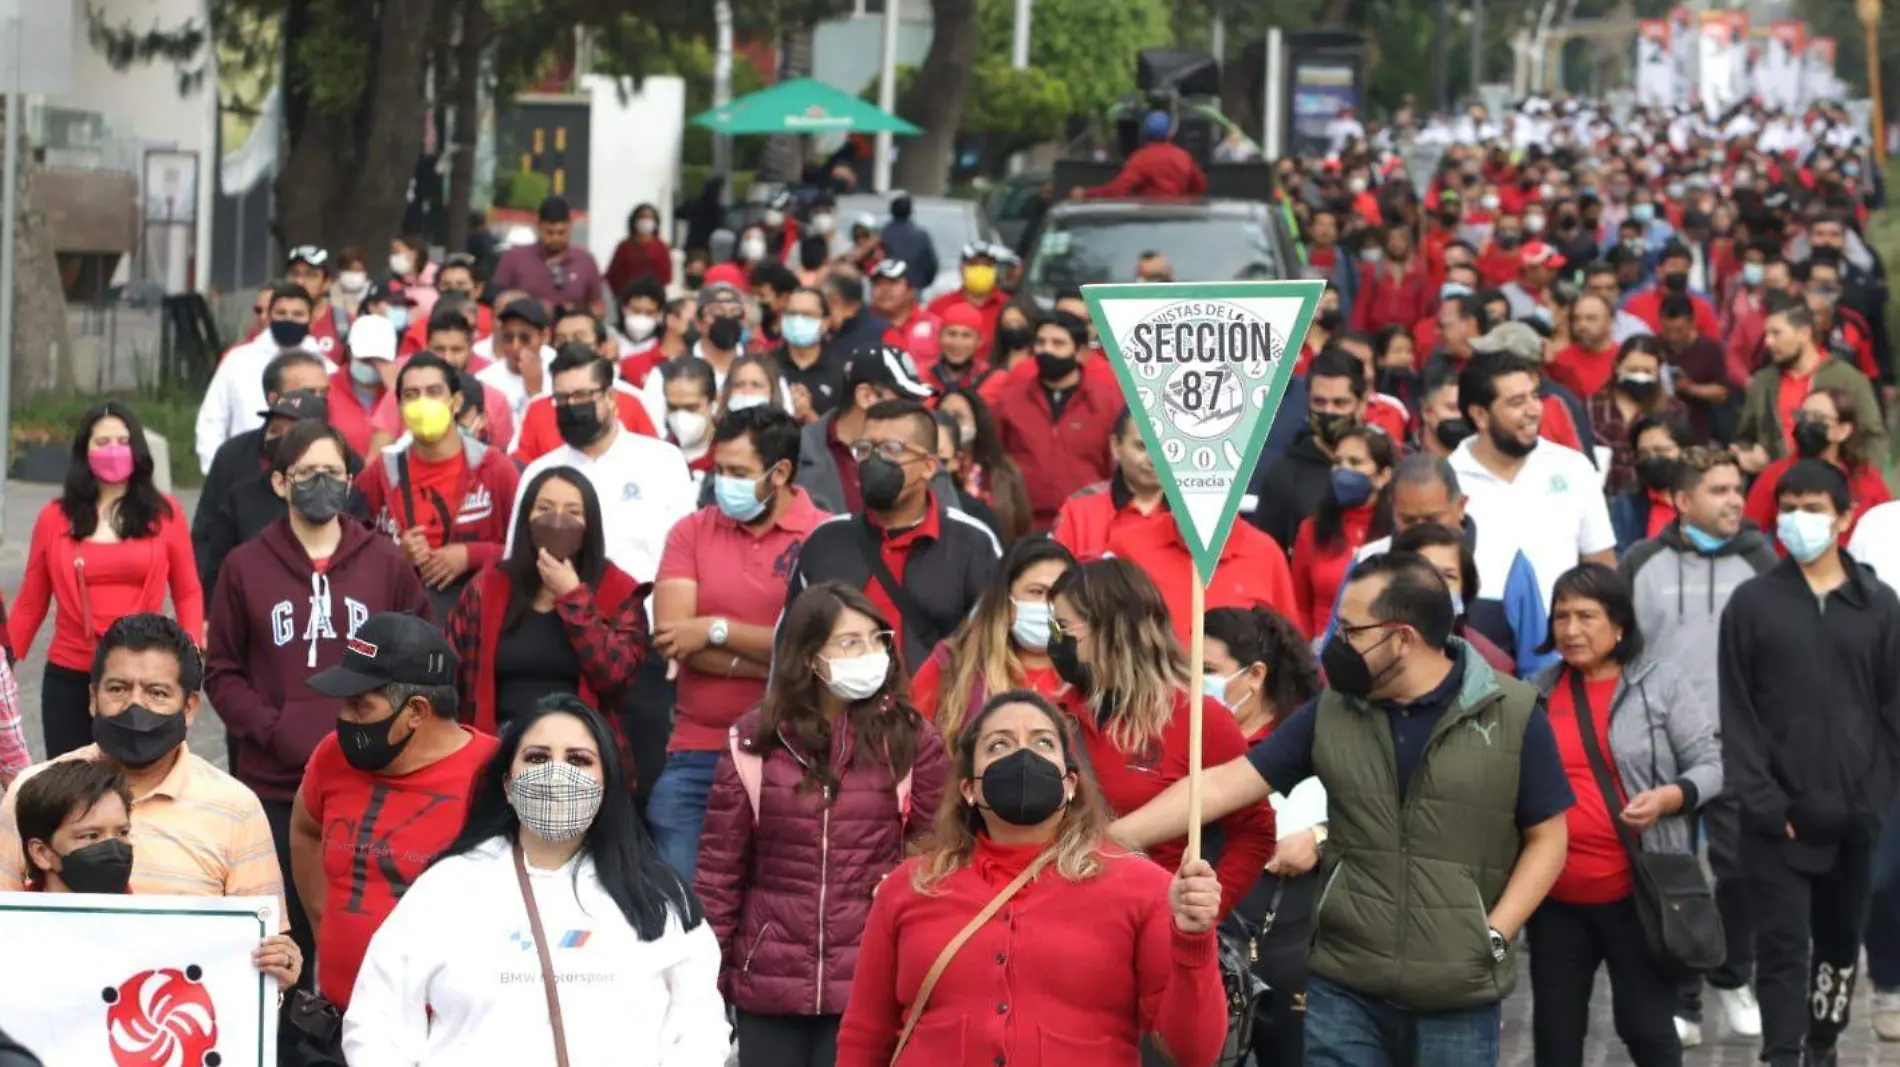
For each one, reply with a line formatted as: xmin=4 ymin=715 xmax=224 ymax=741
xmin=693 ymin=706 xmax=949 ymax=1016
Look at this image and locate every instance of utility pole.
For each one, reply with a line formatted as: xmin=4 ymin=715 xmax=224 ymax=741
xmin=1009 ymin=0 xmax=1032 ymax=174
xmin=874 ymin=0 xmax=902 ymax=192
xmin=713 ymin=0 xmax=733 ymax=202
xmin=0 ymin=0 xmax=20 ymax=543
xmin=1860 ymin=0 xmax=1886 ymax=169
xmin=1471 ymin=0 xmax=1485 ymax=99
xmin=1434 ymin=0 xmax=1453 ymax=110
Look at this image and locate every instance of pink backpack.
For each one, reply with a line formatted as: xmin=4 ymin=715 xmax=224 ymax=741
xmin=727 ymin=724 xmax=913 ymax=826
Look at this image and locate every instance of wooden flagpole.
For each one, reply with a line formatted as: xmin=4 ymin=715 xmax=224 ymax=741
xmin=1185 ymin=571 xmax=1206 ymax=863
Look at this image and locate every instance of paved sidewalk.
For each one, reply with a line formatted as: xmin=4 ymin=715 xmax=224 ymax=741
xmin=0 ymin=482 xmax=1888 ymax=1063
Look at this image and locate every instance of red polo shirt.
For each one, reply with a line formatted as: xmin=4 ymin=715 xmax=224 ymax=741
xmin=863 ymin=496 xmax=943 ymax=660
xmin=656 ymin=489 xmax=829 ymax=752
xmin=1103 ymin=510 xmax=1299 ymax=650
xmin=511 ymin=390 xmax=657 ymax=463
xmin=1051 ymin=481 xmax=1166 ymax=562
xmin=1550 ymin=342 xmax=1619 ymax=399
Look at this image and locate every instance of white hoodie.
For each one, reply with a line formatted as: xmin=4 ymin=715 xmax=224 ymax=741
xmin=343 ymin=837 xmax=729 ymax=1067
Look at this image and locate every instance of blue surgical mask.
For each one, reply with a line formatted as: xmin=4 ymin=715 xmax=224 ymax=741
xmin=1682 ymin=523 xmax=1732 ymax=554
xmin=1448 ymin=589 xmax=1466 ymax=619
xmin=1742 ymin=262 xmax=1765 ymax=287
xmin=1330 ymin=468 xmax=1374 ymax=510
xmin=1201 ymin=670 xmax=1241 ymax=709
xmin=782 ymin=313 xmax=824 ymax=348
xmin=1440 ymin=282 xmax=1473 ymax=300
xmin=387 ymin=306 xmax=411 ymax=331
xmin=1631 ymin=203 xmax=1656 ymax=223
xmin=1776 ymin=510 xmax=1837 ymax=565
xmin=713 ymin=473 xmax=769 ymax=523
xmin=1011 ymin=599 xmax=1052 ymax=651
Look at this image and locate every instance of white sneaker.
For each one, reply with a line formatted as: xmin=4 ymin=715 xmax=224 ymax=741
xmin=1873 ymin=989 xmax=1900 ymax=1042
xmin=1675 ymin=1016 xmax=1704 ymax=1049
xmin=1715 ymin=985 xmax=1763 ymax=1038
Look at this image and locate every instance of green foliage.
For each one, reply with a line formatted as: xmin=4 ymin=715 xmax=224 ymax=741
xmin=11 ymin=382 xmax=208 ymax=488
xmin=500 ymin=169 xmax=553 ymax=210
xmin=973 ymin=0 xmax=1169 ymax=120
xmin=963 ymin=63 xmax=1073 ymax=155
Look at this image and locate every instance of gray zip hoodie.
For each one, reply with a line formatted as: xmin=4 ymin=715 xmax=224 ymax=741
xmin=1619 ymin=519 xmax=1776 ymax=707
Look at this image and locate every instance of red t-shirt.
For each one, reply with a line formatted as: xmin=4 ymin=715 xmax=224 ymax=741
xmin=1547 ymin=671 xmax=1631 ymax=905
xmin=1775 ymin=367 xmax=1815 ymax=454
xmin=300 ymin=728 xmax=500 ymax=1007
xmin=1645 ymin=492 xmax=1678 ymax=539
xmin=391 ymin=449 xmax=465 ymax=548
xmin=1550 ymin=342 xmax=1619 ymax=399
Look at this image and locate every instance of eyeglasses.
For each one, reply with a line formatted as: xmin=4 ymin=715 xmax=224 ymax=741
xmin=848 ymin=439 xmax=924 ymax=463
xmin=499 ymin=330 xmax=539 ymax=346
xmin=824 ymin=631 xmax=893 ymax=658
xmin=1336 ymin=620 xmax=1400 ymax=643
xmin=552 ymin=387 xmax=606 ymax=408
xmin=287 ymin=466 xmax=347 ymax=485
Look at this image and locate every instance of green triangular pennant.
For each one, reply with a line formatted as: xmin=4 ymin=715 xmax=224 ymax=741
xmin=1082 ymin=280 xmax=1324 ymax=584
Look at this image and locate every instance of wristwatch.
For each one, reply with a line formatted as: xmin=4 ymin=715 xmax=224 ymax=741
xmin=1309 ymin=824 xmax=1329 ymax=848
xmin=708 ymin=618 xmax=730 ymax=647
xmin=1487 ymin=926 xmax=1508 ymax=963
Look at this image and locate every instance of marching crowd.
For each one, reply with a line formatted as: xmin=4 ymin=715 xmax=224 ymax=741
xmin=0 ymin=90 xmax=1893 ymax=1067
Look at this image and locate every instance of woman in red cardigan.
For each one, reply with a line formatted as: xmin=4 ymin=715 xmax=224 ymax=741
xmin=836 ymin=689 xmax=1229 ymax=1067
xmin=604 ymin=202 xmax=674 ymax=295
xmin=10 ymin=403 xmax=203 ymax=758
xmin=1289 ymin=424 xmax=1395 ymax=637
xmin=445 ymin=467 xmax=647 ymax=758
xmin=1046 ymin=559 xmax=1276 ymax=919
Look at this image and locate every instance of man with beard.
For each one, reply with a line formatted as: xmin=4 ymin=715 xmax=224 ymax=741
xmin=1733 ymin=298 xmax=1884 ymax=474
xmin=1449 ymin=352 xmax=1615 ymax=612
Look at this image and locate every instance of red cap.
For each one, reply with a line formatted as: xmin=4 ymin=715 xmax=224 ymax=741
xmin=703 ymin=262 xmax=749 ymax=291
xmin=940 ymin=304 xmax=983 ymax=331
xmin=1519 ymin=241 xmax=1567 ymax=270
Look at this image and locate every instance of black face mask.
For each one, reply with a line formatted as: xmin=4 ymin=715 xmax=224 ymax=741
xmin=975 ymin=749 xmax=1069 ymax=827
xmin=290 ymin=475 xmax=349 ymax=525
xmin=337 ymin=703 xmax=417 ymax=772
xmin=997 ymin=325 xmax=1034 ymax=353
xmin=269 ymin=320 xmax=311 ymax=348
xmin=859 ymin=455 xmax=908 ymax=513
xmin=1434 ymin=417 xmax=1473 ymax=451
xmin=556 ymin=400 xmax=607 ymax=449
xmin=1320 ymin=628 xmax=1400 ymax=701
xmin=684 ymin=272 xmax=706 ymax=291
xmin=93 ymin=703 xmax=188 ymax=769
xmin=1495 ymin=233 xmax=1523 ymax=249
xmin=1048 ymin=633 xmax=1093 ymax=693
xmin=53 ymin=839 xmax=134 ymax=894
xmin=1617 ymin=375 xmax=1662 ymax=402
xmin=1662 ymin=272 xmax=1689 ymax=293
xmin=1315 ymin=309 xmax=1344 ymax=332
xmin=1311 ymin=411 xmax=1353 ymax=446
xmin=1634 ymin=455 xmax=1677 ymax=492
xmin=1034 ymin=350 xmax=1078 ymax=383
xmin=1793 ymin=416 xmax=1832 ymax=459
xmin=707 ymin=316 xmax=744 ymax=351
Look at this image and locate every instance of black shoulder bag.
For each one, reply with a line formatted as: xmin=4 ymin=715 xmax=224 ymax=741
xmin=858 ymin=521 xmax=949 ymax=656
xmin=1569 ymin=670 xmax=1726 ymax=977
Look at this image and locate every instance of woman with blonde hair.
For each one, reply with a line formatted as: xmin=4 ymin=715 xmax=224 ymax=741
xmin=1047 ymin=558 xmax=1276 ymax=918
xmin=909 ymin=536 xmax=1075 ymax=737
xmin=836 ymin=690 xmax=1228 ymax=1067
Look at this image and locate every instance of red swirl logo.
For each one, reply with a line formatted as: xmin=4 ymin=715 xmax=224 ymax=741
xmin=102 ymin=966 xmax=221 ymax=1067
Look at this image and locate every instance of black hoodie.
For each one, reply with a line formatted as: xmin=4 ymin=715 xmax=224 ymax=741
xmin=1718 ymin=551 xmax=1900 ymax=846
xmin=1249 ymin=428 xmax=1334 ymax=551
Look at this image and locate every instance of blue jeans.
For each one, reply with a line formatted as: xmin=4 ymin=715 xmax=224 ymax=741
xmin=646 ymin=750 xmax=722 ymax=882
xmin=1303 ymin=975 xmax=1502 ymax=1067
xmin=1869 ymin=798 xmax=1900 ymax=991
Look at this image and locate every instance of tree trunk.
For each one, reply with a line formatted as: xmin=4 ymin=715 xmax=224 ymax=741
xmin=759 ymin=27 xmax=816 ymax=184
xmin=275 ymin=0 xmax=440 ymax=255
xmin=4 ymin=99 xmax=74 ymax=399
xmin=444 ymin=0 xmax=490 ymax=256
xmin=893 ymin=0 xmax=978 ymax=195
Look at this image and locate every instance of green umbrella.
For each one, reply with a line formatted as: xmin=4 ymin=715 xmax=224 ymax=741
xmin=692 ymin=78 xmax=921 ymax=136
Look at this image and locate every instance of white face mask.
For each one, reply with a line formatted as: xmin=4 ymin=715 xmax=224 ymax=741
xmin=1480 ymin=195 xmax=1501 ymax=211
xmin=667 ymin=410 xmax=711 ymax=448
xmin=635 ymin=217 xmax=657 ymax=237
xmin=725 ymin=392 xmax=770 ymax=413
xmin=763 ymin=209 xmax=786 ymax=228
xmin=390 ymin=252 xmax=416 ymax=278
xmin=624 ymin=313 xmax=658 ymax=342
xmin=740 ymin=238 xmax=768 ymax=262
xmin=1011 ymin=599 xmax=1052 ymax=651
xmin=337 ymin=270 xmax=370 ymax=296
xmin=819 ymin=651 xmax=890 ymax=701
xmin=1524 ymin=214 xmax=1547 ymax=234
xmin=812 ymin=213 xmax=836 ymax=235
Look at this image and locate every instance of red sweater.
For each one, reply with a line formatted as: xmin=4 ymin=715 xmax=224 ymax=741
xmin=1081 ymin=142 xmax=1208 ymax=200
xmin=1059 ymin=687 xmax=1276 ymax=918
xmin=604 ymin=236 xmax=674 ymax=293
xmin=836 ymin=838 xmax=1228 ymax=1067
xmin=1290 ymin=507 xmax=1374 ymax=638
xmin=10 ymin=499 xmax=204 ymax=672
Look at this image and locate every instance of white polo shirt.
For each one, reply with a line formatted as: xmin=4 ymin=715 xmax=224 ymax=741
xmin=506 ymin=424 xmax=697 ymax=585
xmin=1449 ymin=437 xmax=1614 ymax=610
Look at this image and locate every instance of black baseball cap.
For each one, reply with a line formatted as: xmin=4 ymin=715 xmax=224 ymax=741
xmin=871 ymin=259 xmax=909 ymax=283
xmin=287 ymin=245 xmax=330 ymax=270
xmin=498 ymin=297 xmax=549 ymax=329
xmin=259 ymin=390 xmax=329 ymax=423
xmin=846 ymin=344 xmax=932 ymax=399
xmin=308 ymin=613 xmax=458 ymax=697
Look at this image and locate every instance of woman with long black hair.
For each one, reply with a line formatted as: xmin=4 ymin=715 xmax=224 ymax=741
xmin=1288 ymin=423 xmax=1395 ymax=638
xmin=10 ymin=402 xmax=202 ymax=757
xmin=343 ymin=695 xmax=727 ymax=1065
xmin=446 ymin=467 xmax=647 ymax=740
xmin=695 ymin=582 xmax=948 ymax=1067
xmin=1202 ymin=605 xmax=1325 ymax=1067
xmin=936 ymin=385 xmax=1032 ymax=543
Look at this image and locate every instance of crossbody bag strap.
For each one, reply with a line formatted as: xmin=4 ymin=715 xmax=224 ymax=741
xmin=858 ymin=520 xmax=946 ymax=650
xmin=889 ymin=848 xmax=1056 ymax=1067
xmin=512 ymin=841 xmax=573 ymax=1067
xmin=1568 ymin=670 xmax=1644 ymax=858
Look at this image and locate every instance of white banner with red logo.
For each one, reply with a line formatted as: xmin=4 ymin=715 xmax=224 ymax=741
xmin=0 ymin=893 xmax=279 ymax=1067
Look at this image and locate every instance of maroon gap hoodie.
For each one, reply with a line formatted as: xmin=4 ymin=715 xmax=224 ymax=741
xmin=205 ymin=517 xmax=432 ymax=802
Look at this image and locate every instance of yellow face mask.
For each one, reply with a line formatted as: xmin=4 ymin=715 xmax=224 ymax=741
xmin=962 ymin=264 xmax=997 ymax=297
xmin=402 ymin=397 xmax=454 ymax=443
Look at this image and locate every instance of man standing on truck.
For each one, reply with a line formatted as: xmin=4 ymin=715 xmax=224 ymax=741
xmin=1072 ymin=111 xmax=1209 ymax=200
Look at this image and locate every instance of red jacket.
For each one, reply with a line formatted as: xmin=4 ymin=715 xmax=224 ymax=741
xmin=991 ymin=371 xmax=1121 ymax=529
xmin=1289 ymin=508 xmax=1374 ymax=638
xmin=1051 ymin=480 xmax=1164 ymax=562
xmin=1081 ymin=143 xmax=1208 ymax=199
xmin=882 ymin=306 xmax=945 ymax=371
xmin=445 ymin=564 xmax=649 ymax=741
xmin=695 ymin=706 xmax=950 ymax=1016
xmin=355 ymin=436 xmax=522 ymax=574
xmin=1351 ymin=259 xmax=1435 ymax=334
xmin=835 ymin=838 xmax=1227 ymax=1067
xmin=324 ymin=371 xmax=385 ymax=461
xmin=605 ymin=236 xmax=674 ymax=294
xmin=205 ymin=519 xmax=431 ymax=802
xmin=1060 ymin=686 xmax=1277 ymax=919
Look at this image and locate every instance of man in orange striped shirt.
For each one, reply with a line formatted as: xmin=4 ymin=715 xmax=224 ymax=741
xmin=0 ymin=615 xmax=285 ymax=924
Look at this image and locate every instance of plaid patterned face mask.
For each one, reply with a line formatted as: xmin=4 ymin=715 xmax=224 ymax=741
xmin=507 ymin=763 xmax=605 ymax=843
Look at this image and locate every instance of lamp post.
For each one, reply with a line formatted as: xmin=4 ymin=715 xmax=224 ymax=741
xmin=1859 ymin=0 xmax=1885 ymax=169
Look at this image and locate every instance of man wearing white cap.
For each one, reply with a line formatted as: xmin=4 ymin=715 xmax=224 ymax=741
xmin=327 ymin=314 xmax=398 ymax=460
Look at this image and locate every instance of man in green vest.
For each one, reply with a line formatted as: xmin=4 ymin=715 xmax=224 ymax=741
xmin=1113 ymin=551 xmax=1573 ymax=1066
